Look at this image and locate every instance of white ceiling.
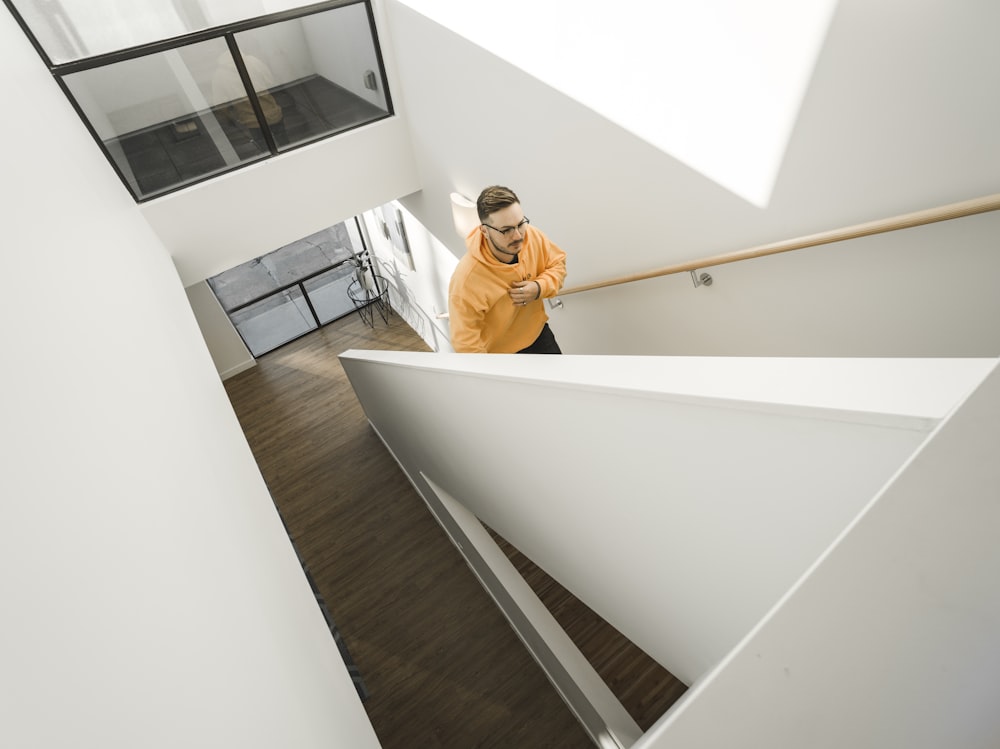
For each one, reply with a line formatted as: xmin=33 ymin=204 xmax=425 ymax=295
xmin=395 ymin=0 xmax=838 ymax=207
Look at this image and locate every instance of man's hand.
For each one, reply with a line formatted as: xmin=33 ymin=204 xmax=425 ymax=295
xmin=509 ymin=280 xmax=540 ymax=306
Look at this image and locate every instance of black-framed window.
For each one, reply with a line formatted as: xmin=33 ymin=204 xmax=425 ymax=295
xmin=7 ymin=0 xmax=323 ymax=64
xmin=5 ymin=0 xmax=392 ymax=201
xmin=208 ymin=216 xmax=383 ymax=357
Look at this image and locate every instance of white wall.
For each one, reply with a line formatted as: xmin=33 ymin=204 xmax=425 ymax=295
xmin=636 ymin=359 xmax=1000 ymax=749
xmin=232 ymin=20 xmax=314 ymax=86
xmin=141 ymin=115 xmax=420 ymax=285
xmin=384 ymin=0 xmax=1000 ymax=358
xmin=63 ymin=52 xmax=192 ymax=136
xmin=340 ymin=351 xmax=994 ymax=683
xmin=140 ymin=0 xmax=421 ymax=287
xmin=304 ymin=2 xmax=388 ymax=108
xmin=186 ymin=280 xmax=256 ymax=378
xmin=555 ymin=209 xmax=1000 ymax=357
xmin=360 ymin=201 xmax=456 ymax=351
xmin=0 ymin=13 xmax=380 ymax=749
xmin=60 ymin=21 xmax=313 ymax=136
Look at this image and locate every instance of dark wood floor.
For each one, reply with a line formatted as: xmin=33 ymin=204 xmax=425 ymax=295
xmin=223 ymin=311 xmax=686 ymax=748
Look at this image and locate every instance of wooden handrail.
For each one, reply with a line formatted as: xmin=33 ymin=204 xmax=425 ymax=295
xmin=560 ymin=192 xmax=1000 ymax=296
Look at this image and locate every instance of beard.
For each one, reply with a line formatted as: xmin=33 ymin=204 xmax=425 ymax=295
xmin=490 ymin=235 xmax=521 ymax=258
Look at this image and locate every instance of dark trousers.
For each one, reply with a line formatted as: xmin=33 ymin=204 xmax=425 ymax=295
xmin=517 ymin=323 xmax=562 ymax=354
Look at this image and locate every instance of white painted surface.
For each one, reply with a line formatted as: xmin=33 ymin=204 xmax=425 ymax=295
xmin=185 ymin=280 xmax=256 ymax=379
xmin=140 ymin=0 xmax=421 ymax=287
xmin=384 ymin=0 xmax=1000 ymax=359
xmin=13 ymin=0 xmax=309 ymax=62
xmin=304 ymin=3 xmax=388 ymax=108
xmin=398 ymin=0 xmax=838 ymax=206
xmin=43 ymin=13 xmax=314 ymax=133
xmin=421 ymin=475 xmax=643 ymax=748
xmin=360 ymin=202 xmax=458 ymax=352
xmin=344 ymin=351 xmax=995 ymax=426
xmin=142 ymin=115 xmax=420 ymax=285
xmin=1 ymin=14 xmax=380 ymax=749
xmin=635 ymin=360 xmax=1000 ymax=749
xmin=340 ymin=351 xmax=991 ymax=683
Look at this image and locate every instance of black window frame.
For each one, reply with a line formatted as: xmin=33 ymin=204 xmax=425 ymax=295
xmin=3 ymin=0 xmax=394 ymax=202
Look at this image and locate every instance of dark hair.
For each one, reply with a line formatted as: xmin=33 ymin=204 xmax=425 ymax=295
xmin=476 ymin=185 xmax=520 ymax=223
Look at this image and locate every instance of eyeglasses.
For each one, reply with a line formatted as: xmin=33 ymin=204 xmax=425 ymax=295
xmin=483 ymin=217 xmax=530 ymax=237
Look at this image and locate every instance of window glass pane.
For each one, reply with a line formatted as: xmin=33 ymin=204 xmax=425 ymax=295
xmin=231 ymin=287 xmax=318 ymax=357
xmin=10 ymin=0 xmax=323 ymax=64
xmin=265 ymin=224 xmax=357 ymax=280
xmin=13 ymin=2 xmax=393 ymax=199
xmin=303 ymin=264 xmax=358 ymax=325
xmin=11 ymin=0 xmax=186 ymax=63
xmin=208 ymin=224 xmax=356 ymax=311
xmin=234 ymin=4 xmax=390 ymax=151
xmin=207 ymin=219 xmax=369 ymax=355
xmin=62 ymin=39 xmax=270 ymax=200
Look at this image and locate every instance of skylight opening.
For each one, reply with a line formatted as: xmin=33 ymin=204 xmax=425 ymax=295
xmin=397 ymin=0 xmax=838 ymax=208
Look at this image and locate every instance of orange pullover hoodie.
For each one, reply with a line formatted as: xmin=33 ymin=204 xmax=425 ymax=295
xmin=448 ymin=224 xmax=567 ymax=353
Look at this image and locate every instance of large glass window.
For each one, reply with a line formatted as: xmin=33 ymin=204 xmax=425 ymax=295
xmin=232 ymin=4 xmax=390 ymax=151
xmin=209 ymin=218 xmax=385 ymax=357
xmin=229 ymin=287 xmax=319 ymax=357
xmin=62 ymin=38 xmax=270 ymax=199
xmin=10 ymin=1 xmax=392 ymax=201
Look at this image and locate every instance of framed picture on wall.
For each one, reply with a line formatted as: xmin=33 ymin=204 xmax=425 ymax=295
xmin=379 ymin=204 xmax=415 ymax=271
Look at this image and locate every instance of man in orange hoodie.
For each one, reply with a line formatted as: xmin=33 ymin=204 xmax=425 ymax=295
xmin=448 ymin=186 xmax=567 ymax=353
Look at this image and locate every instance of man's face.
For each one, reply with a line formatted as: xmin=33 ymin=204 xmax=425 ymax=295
xmin=482 ymin=203 xmax=528 ymax=259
